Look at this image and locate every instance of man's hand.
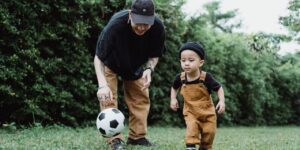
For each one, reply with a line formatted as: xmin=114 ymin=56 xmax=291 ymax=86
xmin=142 ymin=57 xmax=158 ymax=90
xmin=97 ymin=85 xmax=114 ymax=107
xmin=142 ymin=69 xmax=152 ymax=90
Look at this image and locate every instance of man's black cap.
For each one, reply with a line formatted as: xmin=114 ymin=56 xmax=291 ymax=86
xmin=131 ymin=0 xmax=155 ymax=25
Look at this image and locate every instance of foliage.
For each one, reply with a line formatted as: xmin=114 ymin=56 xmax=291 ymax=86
xmin=280 ymin=0 xmax=300 ymax=41
xmin=201 ymin=1 xmax=241 ymax=33
xmin=272 ymin=52 xmax=300 ymax=123
xmin=0 ymin=0 xmax=108 ymax=126
xmin=0 ymin=0 xmax=299 ymax=126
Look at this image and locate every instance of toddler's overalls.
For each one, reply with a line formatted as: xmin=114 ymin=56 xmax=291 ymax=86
xmin=180 ymin=71 xmax=216 ymax=150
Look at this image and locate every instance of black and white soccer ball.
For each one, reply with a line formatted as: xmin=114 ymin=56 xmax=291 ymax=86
xmin=96 ymin=108 xmax=125 ymax=137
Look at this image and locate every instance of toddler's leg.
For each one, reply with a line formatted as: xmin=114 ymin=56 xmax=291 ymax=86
xmin=185 ymin=114 xmax=200 ymax=145
xmin=199 ymin=114 xmax=216 ymax=150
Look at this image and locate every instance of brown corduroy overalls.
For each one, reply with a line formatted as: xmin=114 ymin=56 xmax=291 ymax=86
xmin=180 ymin=71 xmax=217 ymax=150
xmin=100 ymin=66 xmax=150 ymax=143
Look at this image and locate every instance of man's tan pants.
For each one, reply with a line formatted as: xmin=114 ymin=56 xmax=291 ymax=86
xmin=99 ymin=66 xmax=150 ymax=143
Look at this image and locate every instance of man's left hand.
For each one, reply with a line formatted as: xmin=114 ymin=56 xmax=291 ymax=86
xmin=142 ymin=69 xmax=152 ymax=90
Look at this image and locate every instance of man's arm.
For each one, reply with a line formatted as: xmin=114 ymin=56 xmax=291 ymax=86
xmin=94 ymin=56 xmax=113 ymax=103
xmin=145 ymin=57 xmax=159 ymax=71
xmin=142 ymin=57 xmax=159 ymax=89
xmin=94 ymin=56 xmax=107 ymax=87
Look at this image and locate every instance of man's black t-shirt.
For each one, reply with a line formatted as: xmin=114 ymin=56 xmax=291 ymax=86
xmin=96 ymin=10 xmax=165 ymax=80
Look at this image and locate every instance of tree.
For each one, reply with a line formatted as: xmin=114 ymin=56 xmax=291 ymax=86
xmin=201 ymin=1 xmax=241 ymax=33
xmin=280 ymin=0 xmax=300 ymax=43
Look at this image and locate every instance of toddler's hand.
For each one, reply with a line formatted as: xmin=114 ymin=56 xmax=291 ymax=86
xmin=170 ymin=99 xmax=179 ymax=111
xmin=216 ymin=100 xmax=225 ymax=114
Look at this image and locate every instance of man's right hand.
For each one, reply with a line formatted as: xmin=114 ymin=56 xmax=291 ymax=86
xmin=97 ymin=85 xmax=114 ymax=107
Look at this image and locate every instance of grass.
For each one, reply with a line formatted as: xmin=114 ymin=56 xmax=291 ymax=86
xmin=0 ymin=125 xmax=299 ymax=150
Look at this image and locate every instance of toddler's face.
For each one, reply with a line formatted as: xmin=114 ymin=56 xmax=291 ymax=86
xmin=180 ymin=50 xmax=204 ymax=74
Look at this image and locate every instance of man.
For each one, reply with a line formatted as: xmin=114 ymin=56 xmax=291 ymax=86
xmin=94 ymin=0 xmax=165 ymax=149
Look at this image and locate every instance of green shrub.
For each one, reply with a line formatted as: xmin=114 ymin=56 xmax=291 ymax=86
xmin=0 ymin=0 xmax=109 ymax=126
xmin=0 ymin=0 xmax=299 ymax=127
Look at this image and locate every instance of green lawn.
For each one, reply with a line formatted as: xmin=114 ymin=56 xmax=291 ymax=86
xmin=0 ymin=125 xmax=299 ymax=150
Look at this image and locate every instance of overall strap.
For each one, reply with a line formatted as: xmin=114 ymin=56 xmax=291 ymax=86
xmin=199 ymin=71 xmax=206 ymax=81
xmin=180 ymin=72 xmax=186 ymax=81
xmin=180 ymin=72 xmax=186 ymax=85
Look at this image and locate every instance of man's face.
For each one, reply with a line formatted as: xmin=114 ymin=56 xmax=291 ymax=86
xmin=130 ymin=22 xmax=151 ymax=36
xmin=129 ymin=12 xmax=152 ymax=36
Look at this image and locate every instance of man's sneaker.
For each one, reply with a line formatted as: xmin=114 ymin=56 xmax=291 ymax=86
xmin=127 ymin=137 xmax=155 ymax=147
xmin=110 ymin=138 xmax=126 ymax=150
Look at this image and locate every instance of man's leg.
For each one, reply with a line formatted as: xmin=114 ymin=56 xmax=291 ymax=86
xmin=123 ymin=78 xmax=154 ymax=146
xmin=99 ymin=66 xmax=124 ymax=149
xmin=123 ymin=77 xmax=150 ymax=139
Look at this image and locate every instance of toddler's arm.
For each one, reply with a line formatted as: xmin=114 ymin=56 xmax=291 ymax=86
xmin=170 ymin=87 xmax=179 ymax=111
xmin=216 ymin=87 xmax=225 ymax=114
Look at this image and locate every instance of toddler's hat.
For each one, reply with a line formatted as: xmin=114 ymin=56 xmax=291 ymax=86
xmin=179 ymin=42 xmax=205 ymax=59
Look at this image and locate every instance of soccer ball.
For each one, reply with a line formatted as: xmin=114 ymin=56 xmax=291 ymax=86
xmin=96 ymin=108 xmax=125 ymax=137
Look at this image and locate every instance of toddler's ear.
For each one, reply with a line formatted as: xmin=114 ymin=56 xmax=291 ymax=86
xmin=200 ymin=60 xmax=205 ymax=65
